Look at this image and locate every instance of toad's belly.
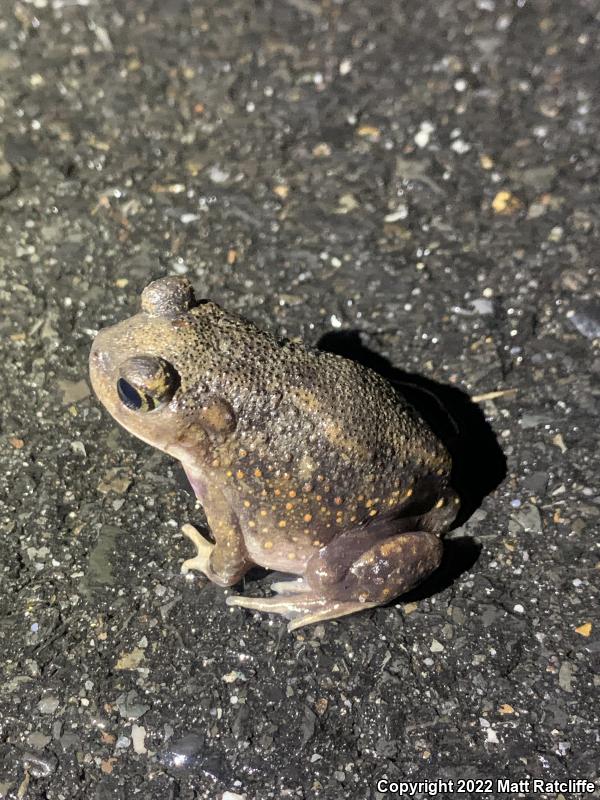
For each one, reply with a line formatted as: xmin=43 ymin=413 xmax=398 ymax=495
xmin=243 ymin=528 xmax=320 ymax=574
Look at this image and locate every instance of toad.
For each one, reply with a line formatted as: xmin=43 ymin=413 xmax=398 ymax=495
xmin=89 ymin=277 xmax=459 ymax=630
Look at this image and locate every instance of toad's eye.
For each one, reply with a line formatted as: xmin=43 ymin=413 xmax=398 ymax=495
xmin=116 ymin=355 xmax=180 ymax=413
xmin=117 ymin=378 xmax=146 ymax=411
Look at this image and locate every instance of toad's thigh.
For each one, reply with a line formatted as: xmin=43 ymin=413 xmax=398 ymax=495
xmin=305 ymin=530 xmax=443 ymax=604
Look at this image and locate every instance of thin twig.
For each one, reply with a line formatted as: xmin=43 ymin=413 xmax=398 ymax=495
xmin=471 ymin=389 xmax=517 ymax=402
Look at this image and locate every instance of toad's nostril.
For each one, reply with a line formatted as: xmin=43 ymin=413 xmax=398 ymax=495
xmin=90 ymin=347 xmax=111 ymax=373
xmin=90 ymin=349 xmax=105 ymax=369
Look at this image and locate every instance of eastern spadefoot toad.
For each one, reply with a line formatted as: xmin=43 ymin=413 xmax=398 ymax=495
xmin=89 ymin=277 xmax=459 ymax=630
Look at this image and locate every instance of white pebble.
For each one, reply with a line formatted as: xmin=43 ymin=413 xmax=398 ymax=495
xmin=209 ymin=166 xmax=230 ymax=184
xmin=414 ymin=121 xmax=434 ymax=148
xmin=451 ymin=139 xmax=471 ymax=154
xmin=132 ymin=724 xmax=147 ymax=754
xmin=384 ymin=204 xmax=408 ymax=223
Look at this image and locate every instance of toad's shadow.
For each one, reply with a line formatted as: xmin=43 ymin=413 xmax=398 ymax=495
xmin=317 ymin=330 xmax=507 ymax=598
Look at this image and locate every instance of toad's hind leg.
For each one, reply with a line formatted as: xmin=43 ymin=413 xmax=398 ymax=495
xmin=304 ymin=525 xmax=443 ymax=607
xmin=226 ymin=588 xmax=378 ymax=631
xmin=226 ymin=577 xmax=377 ymax=630
xmin=227 ymin=516 xmax=443 ymax=630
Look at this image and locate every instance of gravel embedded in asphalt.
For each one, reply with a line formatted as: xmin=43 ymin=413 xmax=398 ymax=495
xmin=0 ymin=1 xmax=598 ymax=798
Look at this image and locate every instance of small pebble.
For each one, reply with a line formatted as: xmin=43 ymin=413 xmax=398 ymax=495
xmin=414 ymin=121 xmax=434 ymax=148
xmin=22 ymin=752 xmax=58 ymax=778
xmin=27 ymin=733 xmax=51 ymax=749
xmin=575 ymin=622 xmax=592 ymax=637
xmin=131 ymin=724 xmax=147 ymax=754
xmin=451 ymin=139 xmax=471 ymax=154
xmin=485 ymin=728 xmax=499 ymax=744
xmin=558 ymin=661 xmax=574 ymax=693
xmin=492 ymin=190 xmax=522 ymax=214
xmin=208 ymin=166 xmax=230 ymax=183
xmin=115 ymin=736 xmax=131 ymax=750
xmin=37 ymin=696 xmax=59 ymax=715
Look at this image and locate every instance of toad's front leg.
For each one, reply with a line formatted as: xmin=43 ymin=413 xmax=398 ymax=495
xmin=180 ymin=489 xmax=253 ymax=587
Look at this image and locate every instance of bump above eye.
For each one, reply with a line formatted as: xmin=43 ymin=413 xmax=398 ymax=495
xmin=141 ymin=277 xmax=196 ymax=318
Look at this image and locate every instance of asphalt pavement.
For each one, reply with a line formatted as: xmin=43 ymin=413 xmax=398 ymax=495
xmin=0 ymin=1 xmax=598 ymax=798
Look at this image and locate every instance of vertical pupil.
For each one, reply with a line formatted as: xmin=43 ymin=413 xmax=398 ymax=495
xmin=117 ymin=378 xmax=142 ymax=410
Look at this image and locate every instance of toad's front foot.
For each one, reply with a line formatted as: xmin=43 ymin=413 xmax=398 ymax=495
xmin=180 ymin=523 xmax=214 ymax=576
